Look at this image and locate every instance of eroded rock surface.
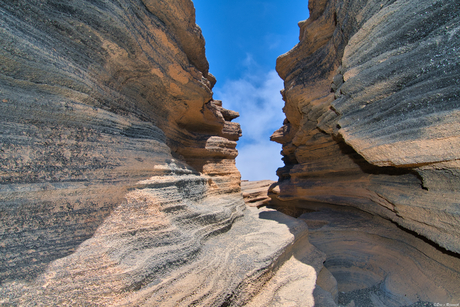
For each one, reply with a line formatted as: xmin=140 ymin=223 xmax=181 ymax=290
xmin=241 ymin=180 xmax=275 ymax=207
xmin=271 ymin=0 xmax=460 ymax=253
xmin=2 ymin=0 xmax=460 ymax=305
xmin=0 ymin=0 xmax=333 ymax=305
xmin=0 ymin=0 xmax=305 ymax=305
xmin=270 ymin=0 xmax=460 ymax=305
xmin=301 ymin=204 xmax=460 ymax=306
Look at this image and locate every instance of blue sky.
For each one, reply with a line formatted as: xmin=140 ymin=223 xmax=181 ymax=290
xmin=194 ymin=0 xmax=309 ymax=181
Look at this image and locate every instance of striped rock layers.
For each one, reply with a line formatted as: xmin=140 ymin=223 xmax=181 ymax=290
xmin=270 ymin=0 xmax=460 ymax=304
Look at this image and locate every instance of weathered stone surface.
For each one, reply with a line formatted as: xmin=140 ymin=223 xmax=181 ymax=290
xmin=271 ymin=0 xmax=460 ymax=256
xmin=3 ymin=0 xmax=459 ymax=305
xmin=0 ymin=0 xmax=298 ymax=304
xmin=0 ymin=0 xmax=327 ymax=305
xmin=300 ymin=204 xmax=460 ymax=306
xmin=1 ymin=194 xmax=318 ymax=306
xmin=241 ymin=180 xmax=275 ymax=207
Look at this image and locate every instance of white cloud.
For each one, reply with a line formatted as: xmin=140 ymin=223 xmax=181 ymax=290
xmin=236 ymin=141 xmax=283 ymax=181
xmin=214 ymin=69 xmax=285 ymax=181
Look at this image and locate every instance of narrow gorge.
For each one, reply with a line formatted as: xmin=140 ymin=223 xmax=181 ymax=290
xmin=0 ymin=0 xmax=459 ymax=306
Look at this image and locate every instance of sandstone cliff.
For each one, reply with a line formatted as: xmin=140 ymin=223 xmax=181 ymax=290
xmin=0 ymin=1 xmax=334 ymax=305
xmin=2 ymin=0 xmax=460 ymax=306
xmin=241 ymin=180 xmax=275 ymax=207
xmin=0 ymin=0 xmax=279 ymax=305
xmin=272 ymin=0 xmax=460 ymax=253
xmin=271 ymin=0 xmax=460 ymax=304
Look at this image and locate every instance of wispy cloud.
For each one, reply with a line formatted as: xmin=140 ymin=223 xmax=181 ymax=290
xmin=235 ymin=141 xmax=282 ymax=181
xmin=215 ymin=67 xmax=285 ymax=181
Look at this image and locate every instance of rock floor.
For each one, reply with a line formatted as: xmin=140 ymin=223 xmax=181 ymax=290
xmin=297 ymin=203 xmax=460 ymax=307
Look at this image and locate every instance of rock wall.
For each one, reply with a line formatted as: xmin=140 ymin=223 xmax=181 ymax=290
xmin=0 ymin=0 xmax=284 ymax=304
xmin=0 ymin=1 xmax=332 ymax=305
xmin=300 ymin=203 xmax=460 ymax=306
xmin=242 ymin=180 xmax=275 ymax=207
xmin=270 ymin=0 xmax=460 ymax=304
xmin=271 ymin=0 xmax=460 ymax=253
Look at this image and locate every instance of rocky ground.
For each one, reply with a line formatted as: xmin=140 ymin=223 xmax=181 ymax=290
xmin=241 ymin=180 xmax=275 ymax=207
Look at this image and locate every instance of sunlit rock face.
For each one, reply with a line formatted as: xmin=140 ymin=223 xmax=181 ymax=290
xmin=0 ymin=0 xmax=280 ymax=304
xmin=242 ymin=180 xmax=275 ymax=207
xmin=271 ymin=0 xmax=460 ymax=304
xmin=0 ymin=1 xmax=326 ymax=305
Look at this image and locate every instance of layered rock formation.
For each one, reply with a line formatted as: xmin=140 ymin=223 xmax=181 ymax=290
xmin=271 ymin=0 xmax=460 ymax=305
xmin=241 ymin=180 xmax=275 ymax=207
xmin=301 ymin=204 xmax=460 ymax=306
xmin=2 ymin=0 xmax=460 ymax=305
xmin=0 ymin=0 xmax=297 ymax=305
xmin=0 ymin=1 xmax=340 ymax=305
xmin=273 ymin=0 xmax=460 ymax=252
